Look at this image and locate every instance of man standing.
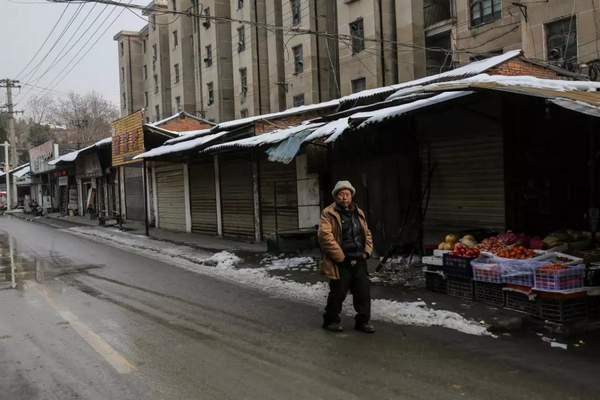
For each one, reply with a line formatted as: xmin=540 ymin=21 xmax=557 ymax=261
xmin=318 ymin=180 xmax=375 ymax=333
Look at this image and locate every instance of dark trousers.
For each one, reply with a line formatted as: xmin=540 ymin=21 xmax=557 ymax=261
xmin=323 ymin=259 xmax=371 ymax=326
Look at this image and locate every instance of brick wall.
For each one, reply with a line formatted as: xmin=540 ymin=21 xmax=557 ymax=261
xmin=489 ymin=58 xmax=560 ymax=80
xmin=159 ymin=118 xmax=213 ymax=132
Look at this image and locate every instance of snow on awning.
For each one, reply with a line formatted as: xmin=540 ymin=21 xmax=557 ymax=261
xmin=550 ymin=98 xmax=600 ymax=118
xmin=353 ymin=91 xmax=474 ymax=130
xmin=339 ymin=50 xmax=522 ymax=106
xmin=215 ymin=100 xmax=338 ymax=131
xmin=163 ymin=128 xmax=214 ymax=145
xmin=13 ymin=165 xmax=31 ymax=178
xmin=49 ymin=137 xmax=112 ymax=165
xmin=134 ymin=131 xmax=230 ymax=160
xmin=202 ymin=123 xmax=323 ymax=154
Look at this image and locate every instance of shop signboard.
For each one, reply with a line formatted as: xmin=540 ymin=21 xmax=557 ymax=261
xmin=111 ymin=110 xmax=145 ymax=166
xmin=75 ymin=153 xmax=102 ymax=179
xmin=29 ymin=140 xmax=56 ymax=174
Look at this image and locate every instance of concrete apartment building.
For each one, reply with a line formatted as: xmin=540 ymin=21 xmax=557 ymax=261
xmin=230 ymin=0 xmax=271 ymax=118
xmin=116 ymin=0 xmax=600 ymax=121
xmin=167 ymin=0 xmax=197 ymax=115
xmin=190 ymin=0 xmax=235 ymax=122
xmin=336 ymin=0 xmax=398 ymax=95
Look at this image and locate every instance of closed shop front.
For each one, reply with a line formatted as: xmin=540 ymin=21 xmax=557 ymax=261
xmin=156 ymin=164 xmax=186 ymax=231
xmin=124 ymin=165 xmax=145 ymax=221
xmin=259 ymin=159 xmax=298 ymax=239
xmin=420 ymin=109 xmax=505 ymax=244
xmin=220 ymin=157 xmax=255 ymax=240
xmin=189 ymin=161 xmax=217 ymax=235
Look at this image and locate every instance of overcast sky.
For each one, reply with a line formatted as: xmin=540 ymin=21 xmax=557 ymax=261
xmin=0 ymin=0 xmax=146 ymax=112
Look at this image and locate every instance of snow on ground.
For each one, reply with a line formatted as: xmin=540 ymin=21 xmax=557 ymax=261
xmin=66 ymin=226 xmax=491 ymax=337
xmin=260 ymin=255 xmax=315 ymax=271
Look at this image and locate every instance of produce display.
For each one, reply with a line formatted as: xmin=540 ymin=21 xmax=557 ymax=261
xmin=495 ymin=246 xmax=537 ymax=260
xmin=535 ymin=264 xmax=585 ymax=292
xmin=437 ymin=234 xmax=458 ymax=250
xmin=450 ymin=244 xmax=480 ymax=259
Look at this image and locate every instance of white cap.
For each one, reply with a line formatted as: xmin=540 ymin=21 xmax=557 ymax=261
xmin=332 ymin=180 xmax=356 ymax=197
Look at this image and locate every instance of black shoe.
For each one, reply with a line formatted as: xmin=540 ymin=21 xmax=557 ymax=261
xmin=355 ymin=323 xmax=376 ymax=334
xmin=322 ymin=322 xmax=344 ymax=332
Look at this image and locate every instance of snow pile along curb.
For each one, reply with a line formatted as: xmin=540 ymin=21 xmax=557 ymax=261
xmin=65 ymin=226 xmax=492 ymax=337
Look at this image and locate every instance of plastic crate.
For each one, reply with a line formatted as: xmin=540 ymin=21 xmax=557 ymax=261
xmin=504 ymin=290 xmax=539 ymax=316
xmin=472 ymin=260 xmax=503 ymax=283
xmin=474 ymin=281 xmax=505 ymax=307
xmin=534 ymin=265 xmax=585 ymax=292
xmin=443 ymin=254 xmax=473 ymax=277
xmin=446 ymin=276 xmax=473 ymax=301
xmin=424 ymin=269 xmax=447 ymax=294
xmin=538 ymin=294 xmax=587 ymax=323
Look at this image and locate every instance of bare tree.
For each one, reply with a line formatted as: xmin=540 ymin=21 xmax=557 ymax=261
xmin=26 ymin=95 xmax=55 ymax=125
xmin=51 ymin=91 xmax=118 ymax=147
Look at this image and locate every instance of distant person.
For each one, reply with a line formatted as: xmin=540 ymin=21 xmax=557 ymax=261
xmin=318 ymin=180 xmax=375 ymax=333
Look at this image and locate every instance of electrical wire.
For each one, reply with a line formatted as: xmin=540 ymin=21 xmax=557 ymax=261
xmin=15 ymin=2 xmax=71 ymax=80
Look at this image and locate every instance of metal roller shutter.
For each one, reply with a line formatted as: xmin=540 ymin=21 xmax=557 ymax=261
xmin=423 ymin=126 xmax=505 ymax=242
xmin=156 ymin=165 xmax=186 ymax=232
xmin=189 ymin=161 xmax=217 ymax=235
xmin=124 ymin=166 xmax=145 ymax=221
xmin=259 ymin=159 xmax=298 ymax=238
xmin=220 ymin=158 xmax=255 ymax=240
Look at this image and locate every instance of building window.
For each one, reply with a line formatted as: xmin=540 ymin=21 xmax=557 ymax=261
xmin=238 ymin=0 xmax=244 ymax=9
xmin=152 ymin=44 xmax=157 ymax=60
xmin=293 ymin=45 xmax=304 ymax=74
xmin=155 ymin=105 xmax=160 ymax=121
xmin=171 ymin=0 xmax=176 ymax=11
xmin=151 ymin=15 xmax=156 ymax=31
xmin=470 ymin=0 xmax=501 ymax=27
xmin=292 ymin=94 xmax=305 ymax=107
xmin=237 ymin=26 xmax=246 ymax=52
xmin=207 ymin=82 xmax=214 ymax=105
xmin=351 ymin=77 xmax=366 ymax=93
xmin=240 ymin=109 xmax=249 ymax=118
xmin=121 ymin=67 xmax=125 ymax=81
xmin=173 ymin=30 xmax=179 ymax=48
xmin=175 ymin=96 xmax=182 ymax=112
xmin=143 ymin=39 xmax=147 ymax=53
xmin=174 ymin=63 xmax=180 ymax=83
xmin=546 ymin=17 xmax=578 ymax=65
xmin=122 ymin=93 xmax=126 ymax=108
xmin=144 ymin=91 xmax=148 ymax=107
xmin=120 ymin=42 xmax=124 ymax=56
xmin=203 ymin=7 xmax=211 ymax=29
xmin=144 ymin=65 xmax=148 ymax=80
xmin=291 ymin=0 xmax=301 ymax=25
xmin=205 ymin=45 xmax=213 ymax=66
xmin=350 ymin=18 xmax=365 ymax=54
xmin=240 ymin=68 xmax=248 ymax=98
xmin=154 ymin=74 xmax=159 ymax=93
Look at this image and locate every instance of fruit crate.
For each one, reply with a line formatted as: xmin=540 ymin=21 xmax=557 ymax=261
xmin=538 ymin=294 xmax=588 ymax=323
xmin=472 ymin=260 xmax=503 ymax=283
xmin=424 ymin=269 xmax=447 ymax=294
xmin=446 ymin=276 xmax=473 ymax=301
xmin=534 ymin=265 xmax=585 ymax=292
xmin=474 ymin=281 xmax=505 ymax=307
xmin=443 ymin=254 xmax=473 ymax=278
xmin=504 ymin=289 xmax=539 ymax=316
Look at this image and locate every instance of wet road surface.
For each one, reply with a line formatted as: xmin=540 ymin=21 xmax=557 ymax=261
xmin=0 ymin=216 xmax=598 ymax=400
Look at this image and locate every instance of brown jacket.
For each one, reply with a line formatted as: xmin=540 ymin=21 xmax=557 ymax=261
xmin=318 ymin=203 xmax=374 ymax=280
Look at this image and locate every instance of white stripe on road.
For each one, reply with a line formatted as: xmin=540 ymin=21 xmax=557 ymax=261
xmin=28 ymin=281 xmax=136 ymax=375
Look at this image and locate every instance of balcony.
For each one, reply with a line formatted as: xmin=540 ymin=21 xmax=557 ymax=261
xmin=424 ymin=0 xmax=452 ymax=28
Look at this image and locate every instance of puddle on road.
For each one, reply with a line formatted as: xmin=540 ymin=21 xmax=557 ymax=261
xmin=0 ymin=232 xmax=102 ymax=289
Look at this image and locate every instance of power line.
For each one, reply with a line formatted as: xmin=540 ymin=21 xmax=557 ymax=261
xmin=15 ymin=2 xmax=71 ymax=79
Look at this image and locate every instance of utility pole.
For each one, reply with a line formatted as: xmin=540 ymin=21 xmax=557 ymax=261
xmin=1 ymin=141 xmax=11 ymax=211
xmin=1 ymin=79 xmax=22 ymax=209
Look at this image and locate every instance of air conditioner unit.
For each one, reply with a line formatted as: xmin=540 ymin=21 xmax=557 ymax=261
xmin=202 ymin=20 xmax=211 ymax=28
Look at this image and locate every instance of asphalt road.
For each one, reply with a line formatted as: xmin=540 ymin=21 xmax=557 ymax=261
xmin=0 ymin=216 xmax=598 ymax=400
